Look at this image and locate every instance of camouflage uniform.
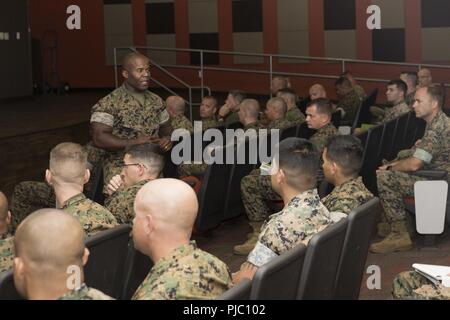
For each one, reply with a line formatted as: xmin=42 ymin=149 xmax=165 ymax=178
xmin=266 ymin=117 xmax=294 ymax=130
xmin=201 ymin=117 xmax=221 ymax=130
xmin=377 ymin=111 xmax=450 ymax=223
xmin=337 ymin=88 xmax=364 ymax=123
xmin=58 ymin=283 xmax=114 ymax=300
xmin=90 ymin=85 xmax=169 ymax=193
xmin=132 ymin=241 xmax=232 ymax=300
xmin=322 ymin=177 xmax=374 ymax=214
xmin=381 ymin=101 xmax=411 ymax=124
xmin=285 ymin=107 xmax=306 ymax=127
xmin=353 ymin=85 xmax=366 ymax=99
xmin=61 ymin=193 xmax=118 ymax=236
xmin=241 ymin=122 xmax=338 ymax=222
xmin=247 ymin=189 xmax=333 ymax=267
xmin=309 ymin=123 xmax=339 ymax=154
xmin=10 ymin=141 xmax=108 ymax=231
xmin=222 ymin=111 xmax=240 ymax=127
xmin=171 ymin=114 xmax=193 ymax=133
xmin=105 ymin=179 xmax=149 ymax=224
xmin=393 ymin=271 xmax=450 ymax=300
xmin=10 ymin=181 xmax=55 ymax=231
xmin=0 ymin=233 xmax=14 ymax=273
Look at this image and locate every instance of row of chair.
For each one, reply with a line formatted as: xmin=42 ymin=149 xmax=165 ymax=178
xmin=359 ymin=111 xmax=426 ymax=195
xmin=0 ymin=225 xmax=153 ymax=300
xmin=219 ymin=198 xmax=380 ymax=300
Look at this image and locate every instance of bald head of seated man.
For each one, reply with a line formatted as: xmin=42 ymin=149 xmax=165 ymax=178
xmin=165 ymin=96 xmax=186 ymax=118
xmin=271 ymin=76 xmax=291 ymax=96
xmin=417 ymin=68 xmax=433 ymax=88
xmin=265 ymin=97 xmax=288 ymax=123
xmin=46 ymin=142 xmax=117 ymax=235
xmin=13 ymin=209 xmax=113 ymax=300
xmin=238 ymin=99 xmax=261 ymax=128
xmin=0 ymin=191 xmax=14 ymax=273
xmin=131 ymin=179 xmax=232 ymax=300
xmin=0 ymin=192 xmax=11 ymax=236
xmin=309 ymin=84 xmax=327 ymax=100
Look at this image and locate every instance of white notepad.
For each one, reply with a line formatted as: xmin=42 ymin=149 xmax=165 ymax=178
xmin=413 ymin=263 xmax=450 ymax=286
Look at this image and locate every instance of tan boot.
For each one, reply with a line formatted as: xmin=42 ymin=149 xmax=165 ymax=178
xmin=370 ymin=221 xmax=413 ymax=254
xmin=234 ymin=222 xmax=263 ymax=255
xmin=377 ymin=222 xmax=391 ymax=238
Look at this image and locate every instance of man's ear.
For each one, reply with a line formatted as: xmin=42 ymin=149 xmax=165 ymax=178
xmin=144 ymin=214 xmax=155 ymax=238
xmin=14 ymin=257 xmax=25 ymax=278
xmin=83 ymin=169 xmax=91 ymax=184
xmin=45 ymin=169 xmax=52 ymax=186
xmin=121 ymin=69 xmax=129 ymax=80
xmin=6 ymin=211 xmax=11 ymax=225
xmin=82 ymin=248 xmax=90 ymax=267
xmin=277 ymin=168 xmax=286 ymax=185
xmin=331 ymin=161 xmax=340 ymax=175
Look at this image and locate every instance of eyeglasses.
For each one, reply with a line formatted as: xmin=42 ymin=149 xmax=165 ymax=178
xmin=118 ymin=162 xmax=141 ymax=168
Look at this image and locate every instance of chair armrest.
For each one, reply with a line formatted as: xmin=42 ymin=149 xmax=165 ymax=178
xmin=412 ymin=170 xmax=448 ymax=180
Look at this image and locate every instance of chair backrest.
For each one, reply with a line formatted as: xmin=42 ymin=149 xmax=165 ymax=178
xmin=390 ymin=113 xmax=410 ymax=160
xmin=84 ymin=224 xmax=131 ymax=299
xmin=297 ymin=122 xmax=315 ymax=139
xmin=414 ymin=118 xmax=427 ymax=142
xmin=84 ymin=163 xmax=105 ymax=205
xmin=0 ymin=270 xmax=23 ymax=300
xmin=280 ymin=125 xmax=298 ymax=141
xmin=352 ymin=88 xmax=379 ymax=132
xmin=223 ymin=138 xmax=256 ymax=221
xmin=297 ymin=218 xmax=348 ymax=300
xmin=360 ymin=124 xmax=384 ymax=195
xmin=250 ymin=244 xmax=307 ymax=300
xmin=217 ymin=278 xmax=252 ymax=300
xmin=377 ymin=118 xmax=397 ymax=164
xmin=196 ymin=161 xmax=232 ymax=232
xmin=334 ymin=198 xmax=380 ymax=300
xmin=120 ymin=239 xmax=153 ymax=300
xmin=331 ymin=111 xmax=341 ymax=128
xmin=415 ymin=181 xmax=448 ymax=235
xmin=402 ymin=112 xmax=419 ymax=149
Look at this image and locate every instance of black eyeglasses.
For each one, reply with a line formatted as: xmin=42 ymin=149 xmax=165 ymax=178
xmin=118 ymin=162 xmax=141 ymax=168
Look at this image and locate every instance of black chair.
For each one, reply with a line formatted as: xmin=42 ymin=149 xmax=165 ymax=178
xmin=360 ymin=124 xmax=384 ymax=195
xmin=223 ymin=138 xmax=257 ymax=221
xmin=297 ymin=122 xmax=315 ymax=139
xmin=414 ymin=118 xmax=426 ymax=142
xmin=84 ymin=163 xmax=105 ymax=205
xmin=226 ymin=122 xmax=244 ymax=130
xmin=0 ymin=270 xmax=23 ymax=300
xmin=280 ymin=125 xmax=298 ymax=141
xmin=296 ymin=219 xmax=348 ymax=300
xmin=377 ymin=118 xmax=397 ymax=164
xmin=390 ymin=113 xmax=410 ymax=159
xmin=250 ymin=244 xmax=307 ymax=300
xmin=334 ymin=198 xmax=380 ymax=300
xmin=196 ymin=161 xmax=233 ymax=232
xmin=120 ymin=239 xmax=153 ymax=300
xmin=352 ymin=88 xmax=379 ymax=132
xmin=84 ymin=224 xmax=131 ymax=299
xmin=331 ymin=111 xmax=341 ymax=128
xmin=402 ymin=112 xmax=419 ymax=150
xmin=217 ymin=279 xmax=252 ymax=300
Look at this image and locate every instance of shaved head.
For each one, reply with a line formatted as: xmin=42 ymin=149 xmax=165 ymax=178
xmin=268 ymin=97 xmax=287 ymax=114
xmin=133 ymin=179 xmax=198 ymax=256
xmin=48 ymin=143 xmax=87 ymax=185
xmin=0 ymin=191 xmax=8 ymax=221
xmin=166 ymin=96 xmax=186 ymax=115
xmin=418 ymin=68 xmax=433 ymax=87
xmin=309 ymin=84 xmax=327 ymax=100
xmin=122 ymin=52 xmax=149 ymax=71
xmin=14 ymin=209 xmax=85 ymax=278
xmin=240 ymin=99 xmax=260 ymax=119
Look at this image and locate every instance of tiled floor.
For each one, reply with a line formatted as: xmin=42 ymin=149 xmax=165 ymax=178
xmin=195 ymin=215 xmax=450 ymax=300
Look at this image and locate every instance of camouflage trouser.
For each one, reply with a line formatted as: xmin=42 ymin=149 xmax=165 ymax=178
xmin=10 ymin=181 xmax=55 ymax=231
xmin=393 ymin=271 xmax=450 ymax=300
xmin=377 ymin=170 xmax=424 ymax=222
xmin=241 ymin=169 xmax=281 ymax=222
xmin=178 ymin=163 xmax=208 ymax=177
